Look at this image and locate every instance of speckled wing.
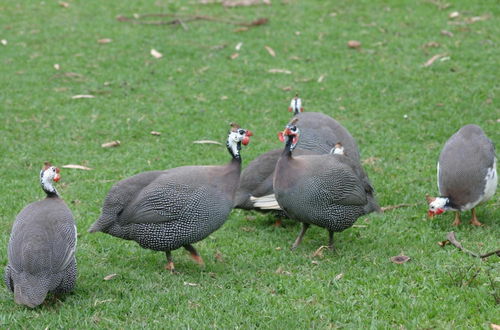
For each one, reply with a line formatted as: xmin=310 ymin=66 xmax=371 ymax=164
xmin=304 ymin=156 xmax=368 ymax=206
xmin=121 ymin=168 xmax=231 ymax=224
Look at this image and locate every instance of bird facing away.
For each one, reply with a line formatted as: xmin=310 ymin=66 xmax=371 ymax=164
xmin=273 ymin=120 xmax=379 ymax=250
xmin=427 ymin=124 xmax=497 ymax=226
xmin=5 ymin=163 xmax=77 ymax=308
xmin=88 ymin=123 xmax=253 ymax=272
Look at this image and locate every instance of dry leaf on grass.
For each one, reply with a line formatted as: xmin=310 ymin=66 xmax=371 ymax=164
xmin=193 ymin=140 xmax=223 ymax=145
xmin=103 ymin=273 xmax=118 ymax=281
xmin=233 ymin=27 xmax=249 ymax=32
xmin=241 ymin=226 xmax=255 ymax=232
xmin=311 ymin=260 xmax=319 ymax=265
xmin=150 ymin=131 xmax=161 ymax=136
xmin=275 ymin=247 xmax=282 ymax=251
xmin=362 ymin=156 xmax=380 ymax=165
xmin=334 ymin=273 xmax=344 ymax=280
xmin=235 ymin=42 xmax=243 ymax=51
xmin=98 ymin=38 xmax=112 ymax=44
xmin=222 ymin=0 xmax=271 ymax=7
xmin=437 ymin=240 xmax=450 ymax=247
xmin=423 ymin=41 xmax=440 ymax=48
xmin=101 ymin=140 xmax=121 ymax=148
xmin=281 ymin=86 xmax=292 ymax=91
xmin=214 ymin=250 xmax=224 ymax=262
xmin=275 ymin=267 xmax=291 ymax=275
xmin=150 ymin=49 xmax=163 ymax=59
xmin=54 ymin=64 xmax=61 ymax=70
xmin=312 ymin=245 xmax=329 ymax=258
xmin=264 ymin=46 xmax=276 ymax=57
xmin=448 ymin=11 xmax=460 ymax=19
xmin=347 ymin=40 xmax=361 ymax=49
xmin=423 ymin=54 xmax=447 ymax=67
xmin=441 ymin=30 xmax=453 ymax=37
xmin=268 ymin=68 xmax=292 ymax=74
xmin=1 ymin=39 xmax=7 ymax=46
xmin=317 ymin=75 xmax=325 ymax=83
xmin=59 ymin=1 xmax=70 ymax=8
xmin=62 ymin=164 xmax=92 ymax=170
xmin=230 ymin=53 xmax=239 ymax=60
xmin=390 ymin=255 xmax=411 ymax=264
xmin=72 ymin=94 xmax=95 ymax=99
xmin=184 ymin=282 xmax=199 ymax=287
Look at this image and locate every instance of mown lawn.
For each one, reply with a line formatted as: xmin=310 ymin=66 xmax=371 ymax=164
xmin=0 ymin=0 xmax=498 ymax=328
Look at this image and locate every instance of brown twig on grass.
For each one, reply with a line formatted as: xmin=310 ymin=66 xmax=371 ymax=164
xmin=380 ymin=203 xmax=417 ymax=212
xmin=116 ymin=14 xmax=268 ymax=27
xmin=446 ymin=232 xmax=500 ymax=259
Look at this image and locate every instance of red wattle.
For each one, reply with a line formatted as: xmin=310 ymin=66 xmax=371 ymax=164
xmin=242 ymin=136 xmax=250 ymax=145
xmin=278 ymin=132 xmax=285 ymax=142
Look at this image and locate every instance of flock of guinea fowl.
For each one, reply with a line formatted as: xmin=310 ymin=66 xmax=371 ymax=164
xmin=4 ymin=95 xmax=497 ymax=308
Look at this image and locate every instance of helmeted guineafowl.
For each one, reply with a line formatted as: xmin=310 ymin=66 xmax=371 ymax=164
xmin=273 ymin=119 xmax=379 ymax=250
xmin=288 ymin=94 xmax=361 ymax=160
xmin=5 ymin=163 xmax=77 ymax=308
xmin=88 ymin=123 xmax=253 ymax=271
xmin=427 ymin=124 xmax=497 ymax=226
xmin=235 ymin=95 xmax=362 ymax=219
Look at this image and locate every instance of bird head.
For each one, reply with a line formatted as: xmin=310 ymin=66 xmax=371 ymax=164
xmin=288 ymin=94 xmax=304 ymax=115
xmin=278 ymin=118 xmax=300 ymax=150
xmin=426 ymin=194 xmax=447 ymax=217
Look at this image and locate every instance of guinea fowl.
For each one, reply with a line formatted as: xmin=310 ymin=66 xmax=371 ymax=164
xmin=235 ymin=95 xmax=361 ymax=214
xmin=273 ymin=120 xmax=379 ymax=250
xmin=289 ymin=94 xmax=361 ymax=161
xmin=427 ymin=124 xmax=497 ymax=226
xmin=88 ymin=123 xmax=252 ymax=271
xmin=5 ymin=163 xmax=77 ymax=308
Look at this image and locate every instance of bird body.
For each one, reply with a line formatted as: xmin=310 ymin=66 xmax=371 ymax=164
xmin=428 ymin=124 xmax=497 ymax=226
xmin=273 ymin=122 xmax=379 ymax=249
xmin=90 ymin=163 xmax=239 ymax=252
xmin=88 ymin=124 xmax=252 ymax=270
xmin=5 ymin=164 xmax=77 ymax=308
xmin=294 ymin=112 xmax=361 ymax=161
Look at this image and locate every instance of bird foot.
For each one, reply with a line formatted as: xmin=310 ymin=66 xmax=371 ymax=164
xmin=470 ymin=218 xmax=483 ymax=227
xmin=452 ymin=219 xmax=461 ymax=226
xmin=190 ymin=254 xmax=205 ymax=266
xmin=165 ymin=261 xmax=178 ymax=273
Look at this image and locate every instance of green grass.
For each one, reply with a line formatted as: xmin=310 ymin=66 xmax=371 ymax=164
xmin=1 ymin=0 xmax=499 ymax=328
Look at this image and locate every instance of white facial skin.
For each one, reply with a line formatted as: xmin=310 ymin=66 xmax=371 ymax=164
xmin=285 ymin=125 xmax=300 ymax=150
xmin=428 ymin=197 xmax=448 ymax=214
xmin=40 ymin=166 xmax=60 ymax=194
xmin=289 ymin=97 xmax=302 ymax=114
xmin=331 ymin=145 xmax=344 ymax=155
xmin=227 ymin=129 xmax=249 ymax=157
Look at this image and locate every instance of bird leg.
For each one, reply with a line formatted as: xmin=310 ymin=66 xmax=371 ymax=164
xmin=328 ymin=230 xmax=334 ymax=249
xmin=165 ymin=251 xmax=175 ymax=272
xmin=184 ymin=244 xmax=205 ymax=266
xmin=469 ymin=208 xmax=483 ymax=226
xmin=291 ymin=223 xmax=310 ymax=250
xmin=452 ymin=212 xmax=461 ymax=226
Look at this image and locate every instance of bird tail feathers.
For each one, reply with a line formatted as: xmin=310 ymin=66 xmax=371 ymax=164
xmin=250 ymin=194 xmax=282 ymax=210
